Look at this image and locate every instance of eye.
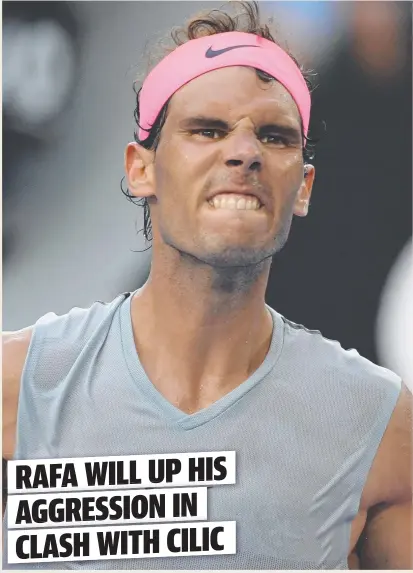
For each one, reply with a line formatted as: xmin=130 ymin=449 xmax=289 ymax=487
xmin=260 ymin=134 xmax=289 ymax=146
xmin=191 ymin=129 xmax=224 ymax=139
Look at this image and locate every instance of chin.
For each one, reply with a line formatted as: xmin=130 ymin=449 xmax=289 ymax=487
xmin=163 ymin=221 xmax=293 ymax=268
xmin=191 ymin=244 xmax=278 ymax=268
xmin=199 ymin=229 xmax=292 ymax=267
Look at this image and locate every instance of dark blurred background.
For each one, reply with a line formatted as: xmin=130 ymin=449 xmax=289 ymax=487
xmin=3 ymin=2 xmax=412 ymax=388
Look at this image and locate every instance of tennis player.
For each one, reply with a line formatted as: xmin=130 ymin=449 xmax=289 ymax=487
xmin=3 ymin=2 xmax=411 ymax=569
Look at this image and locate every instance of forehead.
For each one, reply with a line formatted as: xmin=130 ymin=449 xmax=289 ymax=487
xmin=166 ymin=66 xmax=301 ymax=128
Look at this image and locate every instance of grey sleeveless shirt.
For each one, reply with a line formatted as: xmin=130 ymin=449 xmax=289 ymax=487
xmin=5 ymin=292 xmax=401 ymax=569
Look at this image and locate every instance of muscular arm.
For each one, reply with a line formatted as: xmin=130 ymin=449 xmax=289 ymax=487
xmin=2 ymin=329 xmax=32 ymax=460
xmin=358 ymin=383 xmax=412 ymax=569
xmin=359 ymin=502 xmax=412 ymax=569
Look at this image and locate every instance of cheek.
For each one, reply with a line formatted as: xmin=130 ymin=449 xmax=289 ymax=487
xmin=155 ymin=140 xmax=212 ymax=204
xmin=272 ymin=151 xmax=304 ymax=193
xmin=279 ymin=150 xmax=303 ymax=175
xmin=153 ymin=152 xmax=197 ymax=230
xmin=266 ymin=152 xmax=303 ymax=220
xmin=154 ymin=147 xmax=178 ymax=192
xmin=156 ymin=137 xmax=191 ymax=185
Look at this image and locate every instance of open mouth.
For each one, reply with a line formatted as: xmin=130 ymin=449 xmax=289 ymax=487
xmin=207 ymin=193 xmax=262 ymax=211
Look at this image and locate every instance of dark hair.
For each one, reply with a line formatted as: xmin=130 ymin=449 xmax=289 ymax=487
xmin=121 ymin=1 xmax=318 ymax=243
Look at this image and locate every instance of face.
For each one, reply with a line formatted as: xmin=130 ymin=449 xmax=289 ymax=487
xmin=126 ymin=66 xmax=315 ymax=267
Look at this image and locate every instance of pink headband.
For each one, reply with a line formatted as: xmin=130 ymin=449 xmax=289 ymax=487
xmin=139 ymin=31 xmax=311 ymax=141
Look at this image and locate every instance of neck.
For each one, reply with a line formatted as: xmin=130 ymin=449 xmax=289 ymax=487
xmin=130 ymin=247 xmax=274 ymax=413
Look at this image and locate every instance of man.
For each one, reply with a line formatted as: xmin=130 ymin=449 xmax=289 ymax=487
xmin=3 ymin=2 xmax=412 ymax=569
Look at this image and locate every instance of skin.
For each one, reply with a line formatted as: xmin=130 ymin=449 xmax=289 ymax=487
xmin=3 ymin=66 xmax=412 ymax=568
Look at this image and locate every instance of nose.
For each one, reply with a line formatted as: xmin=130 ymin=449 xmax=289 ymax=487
xmin=223 ymin=131 xmax=262 ymax=173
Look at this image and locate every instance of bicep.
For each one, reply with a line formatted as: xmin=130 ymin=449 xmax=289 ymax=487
xmin=359 ymin=502 xmax=412 ymax=569
xmin=358 ymin=383 xmax=412 ymax=569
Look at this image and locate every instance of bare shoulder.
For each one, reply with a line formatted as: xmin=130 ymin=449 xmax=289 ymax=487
xmin=2 ymin=328 xmax=33 ymax=460
xmin=3 ymin=328 xmax=33 ymax=375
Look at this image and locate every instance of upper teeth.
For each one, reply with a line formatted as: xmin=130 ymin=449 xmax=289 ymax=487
xmin=209 ymin=194 xmax=261 ymax=210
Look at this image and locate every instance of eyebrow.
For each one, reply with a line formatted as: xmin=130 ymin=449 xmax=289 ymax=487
xmin=259 ymin=123 xmax=302 ymax=141
xmin=179 ymin=116 xmax=230 ymax=130
xmin=179 ymin=116 xmax=302 ymax=140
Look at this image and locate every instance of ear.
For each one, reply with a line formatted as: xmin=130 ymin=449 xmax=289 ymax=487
xmin=124 ymin=142 xmax=156 ymax=199
xmin=293 ymin=164 xmax=315 ymax=217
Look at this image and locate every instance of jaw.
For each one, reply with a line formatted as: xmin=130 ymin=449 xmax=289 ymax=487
xmin=154 ymin=197 xmax=293 ymax=270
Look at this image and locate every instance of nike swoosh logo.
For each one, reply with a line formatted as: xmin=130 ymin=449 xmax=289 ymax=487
xmin=205 ymin=45 xmax=259 ymax=58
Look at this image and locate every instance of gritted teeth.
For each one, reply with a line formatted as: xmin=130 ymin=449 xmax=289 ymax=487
xmin=208 ymin=193 xmax=262 ymax=210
